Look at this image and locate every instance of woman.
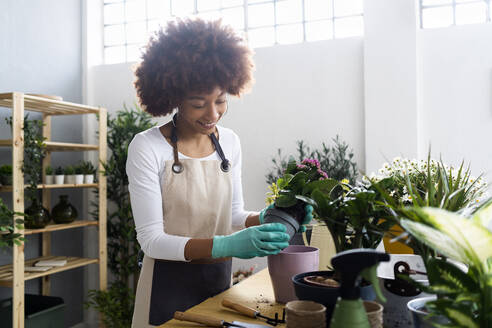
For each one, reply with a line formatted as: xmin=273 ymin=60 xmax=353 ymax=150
xmin=127 ymin=18 xmax=312 ymax=327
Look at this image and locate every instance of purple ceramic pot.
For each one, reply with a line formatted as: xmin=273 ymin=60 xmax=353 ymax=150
xmin=268 ymin=245 xmax=319 ymax=303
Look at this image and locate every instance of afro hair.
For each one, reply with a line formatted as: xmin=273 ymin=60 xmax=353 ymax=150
xmin=134 ymin=18 xmax=255 ymax=117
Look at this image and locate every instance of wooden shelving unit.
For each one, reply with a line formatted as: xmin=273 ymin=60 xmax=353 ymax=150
xmin=0 ymin=92 xmax=107 ymax=328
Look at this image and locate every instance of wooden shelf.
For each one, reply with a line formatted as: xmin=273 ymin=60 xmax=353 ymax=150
xmin=0 ymin=93 xmax=100 ymax=115
xmin=0 ymin=139 xmax=99 ymax=151
xmin=0 ymin=256 xmax=98 ymax=287
xmin=24 ymin=220 xmax=99 ymax=235
xmin=0 ymin=183 xmax=98 ymax=192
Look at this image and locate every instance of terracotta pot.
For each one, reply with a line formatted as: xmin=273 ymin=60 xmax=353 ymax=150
xmin=268 ymin=245 xmax=319 ymax=303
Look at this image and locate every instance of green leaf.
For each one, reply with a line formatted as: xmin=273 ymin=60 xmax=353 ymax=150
xmin=302 ymin=178 xmax=338 ymax=196
xmin=472 ymin=200 xmax=492 ymax=229
xmin=295 ymin=195 xmax=317 ymax=207
xmin=275 ymin=194 xmax=297 ymax=208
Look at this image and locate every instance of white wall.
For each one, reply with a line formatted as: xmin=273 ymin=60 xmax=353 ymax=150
xmin=421 ymin=24 xmax=492 ymax=177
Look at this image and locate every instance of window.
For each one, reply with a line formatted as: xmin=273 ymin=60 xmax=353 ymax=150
xmin=103 ymin=0 xmax=364 ymax=64
xmin=421 ymin=0 xmax=491 ymax=29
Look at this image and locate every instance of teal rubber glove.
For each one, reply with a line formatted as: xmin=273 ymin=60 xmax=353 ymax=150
xmin=212 ymin=223 xmax=290 ymax=259
xmin=259 ymin=204 xmax=314 ymax=233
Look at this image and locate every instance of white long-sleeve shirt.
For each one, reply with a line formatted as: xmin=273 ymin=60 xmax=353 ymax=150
xmin=126 ymin=125 xmax=253 ymax=261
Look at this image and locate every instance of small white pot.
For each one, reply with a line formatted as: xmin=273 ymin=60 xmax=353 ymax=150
xmin=75 ymin=174 xmax=84 ymax=184
xmin=55 ymin=175 xmax=65 ymax=185
xmin=45 ymin=175 xmax=54 ymax=184
xmin=84 ymin=174 xmax=95 ymax=184
xmin=66 ymin=175 xmax=76 ymax=184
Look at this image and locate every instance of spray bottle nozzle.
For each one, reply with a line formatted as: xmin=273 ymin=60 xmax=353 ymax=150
xmin=331 ymin=249 xmax=390 ymax=301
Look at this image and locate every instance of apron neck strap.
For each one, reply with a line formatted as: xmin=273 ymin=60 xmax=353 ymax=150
xmin=170 ymin=113 xmax=230 ymax=173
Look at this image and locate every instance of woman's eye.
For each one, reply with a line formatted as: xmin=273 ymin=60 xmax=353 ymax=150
xmin=191 ymin=103 xmax=205 ymax=108
xmin=216 ymin=99 xmax=226 ymax=104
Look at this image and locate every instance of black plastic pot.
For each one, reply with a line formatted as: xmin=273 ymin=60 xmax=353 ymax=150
xmin=293 ymin=270 xmax=376 ymax=327
xmin=263 ymin=208 xmax=301 ymax=240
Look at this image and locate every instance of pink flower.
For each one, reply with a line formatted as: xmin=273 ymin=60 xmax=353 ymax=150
xmin=318 ymin=169 xmax=329 ymax=180
xmin=302 ymin=158 xmax=321 ymax=169
xmin=296 ymin=164 xmax=307 ymax=170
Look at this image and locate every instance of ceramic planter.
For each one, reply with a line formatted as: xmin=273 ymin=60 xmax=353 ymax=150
xmin=52 ymin=195 xmax=78 ymax=224
xmin=84 ymin=174 xmax=94 ymax=184
xmin=74 ymin=174 xmax=84 ymax=184
xmin=54 ymin=175 xmax=64 ymax=185
xmin=65 ymin=175 xmax=75 ymax=184
xmin=407 ymin=296 xmax=450 ymax=328
xmin=268 ymin=245 xmax=319 ymax=303
xmin=293 ymin=270 xmax=376 ymax=326
xmin=44 ymin=175 xmax=54 ymax=184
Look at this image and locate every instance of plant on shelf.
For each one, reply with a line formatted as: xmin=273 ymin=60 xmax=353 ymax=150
xmin=74 ymin=164 xmax=84 ymax=184
xmin=64 ymin=165 xmax=74 ymax=175
xmin=86 ymin=104 xmax=155 ymax=328
xmin=54 ymin=166 xmax=64 ymax=185
xmin=44 ymin=165 xmax=54 ymax=184
xmin=81 ymin=161 xmax=96 ymax=184
xmin=64 ymin=165 xmax=75 ymax=184
xmin=0 ymin=164 xmax=13 ymax=185
xmin=265 ymin=158 xmax=339 ymax=238
xmin=400 ymin=202 xmax=492 ymax=328
xmin=7 ymin=115 xmax=49 ymax=228
xmin=266 ymin=136 xmax=358 ymax=186
xmin=0 ymin=198 xmax=24 ymax=249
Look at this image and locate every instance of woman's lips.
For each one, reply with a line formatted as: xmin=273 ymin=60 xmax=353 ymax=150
xmin=198 ymin=121 xmax=216 ymax=129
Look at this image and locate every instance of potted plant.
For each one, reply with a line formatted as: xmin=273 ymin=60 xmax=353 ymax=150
xmin=264 ymin=158 xmax=338 ymax=239
xmin=64 ymin=165 xmax=75 ymax=184
xmin=398 ymin=203 xmax=492 ymax=328
xmin=74 ymin=164 xmax=84 ymax=185
xmin=54 ymin=166 xmax=64 ymax=185
xmin=44 ymin=165 xmax=54 ymax=184
xmin=0 ymin=165 xmax=13 ymax=186
xmin=82 ymin=161 xmax=96 ymax=184
xmin=370 ymin=153 xmax=490 ymax=328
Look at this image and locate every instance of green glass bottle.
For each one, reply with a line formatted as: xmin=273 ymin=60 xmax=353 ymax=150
xmin=52 ymin=195 xmax=78 ymax=224
xmin=25 ymin=199 xmax=50 ymax=229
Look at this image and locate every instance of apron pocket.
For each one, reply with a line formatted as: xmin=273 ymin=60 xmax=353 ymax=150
xmin=148 ymin=259 xmax=232 ymax=325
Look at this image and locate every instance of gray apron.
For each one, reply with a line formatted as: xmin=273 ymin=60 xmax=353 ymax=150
xmin=132 ymin=120 xmax=234 ymax=327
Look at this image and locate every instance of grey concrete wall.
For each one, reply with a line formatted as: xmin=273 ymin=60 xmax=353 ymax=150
xmin=0 ymin=1 xmax=85 ymax=326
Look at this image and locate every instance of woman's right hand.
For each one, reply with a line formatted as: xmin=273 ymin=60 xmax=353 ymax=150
xmin=211 ymin=223 xmax=290 ymax=259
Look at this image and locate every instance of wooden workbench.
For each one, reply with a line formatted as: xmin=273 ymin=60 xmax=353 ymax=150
xmin=161 ymin=268 xmax=286 ymax=327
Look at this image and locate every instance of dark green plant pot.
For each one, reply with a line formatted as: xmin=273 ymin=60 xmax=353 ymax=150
xmin=52 ymin=195 xmax=77 ymax=224
xmin=0 ymin=174 xmax=13 ymax=185
xmin=25 ymin=201 xmax=50 ymax=229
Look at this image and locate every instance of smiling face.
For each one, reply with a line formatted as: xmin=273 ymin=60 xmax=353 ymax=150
xmin=177 ymin=87 xmax=228 ymax=135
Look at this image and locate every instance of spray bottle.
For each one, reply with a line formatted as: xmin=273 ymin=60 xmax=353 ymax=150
xmin=329 ymin=249 xmax=390 ymax=328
